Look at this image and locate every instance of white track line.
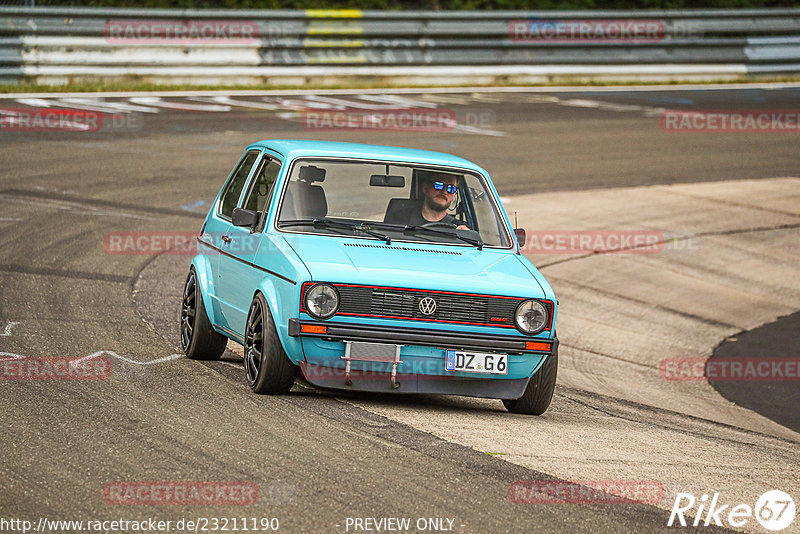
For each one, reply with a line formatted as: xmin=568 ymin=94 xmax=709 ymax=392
xmin=0 ymin=351 xmax=183 ymax=366
xmin=129 ymin=96 xmax=231 ymax=112
xmin=1 ymin=321 xmax=21 ymax=337
xmin=70 ymin=350 xmax=184 ymax=367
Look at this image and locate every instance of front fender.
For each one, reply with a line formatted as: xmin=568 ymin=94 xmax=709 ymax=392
xmin=255 ymin=277 xmax=305 ymax=365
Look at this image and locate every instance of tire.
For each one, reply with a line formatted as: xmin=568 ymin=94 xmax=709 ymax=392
xmin=503 ymin=346 xmax=558 ymax=415
xmin=180 ymin=267 xmax=227 ymax=360
xmin=244 ymin=293 xmax=298 ymax=394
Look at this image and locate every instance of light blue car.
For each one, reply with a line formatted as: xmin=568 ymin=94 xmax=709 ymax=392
xmin=181 ymin=140 xmax=559 ymax=414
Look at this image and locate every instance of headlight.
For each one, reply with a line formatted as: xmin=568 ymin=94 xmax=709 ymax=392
xmin=514 ymin=299 xmax=548 ymax=334
xmin=305 ymin=283 xmax=339 ymax=319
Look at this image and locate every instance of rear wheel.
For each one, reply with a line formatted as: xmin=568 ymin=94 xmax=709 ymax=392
xmin=244 ymin=293 xmax=298 ymax=394
xmin=180 ymin=267 xmax=227 ymax=360
xmin=504 ymin=346 xmax=558 ymax=415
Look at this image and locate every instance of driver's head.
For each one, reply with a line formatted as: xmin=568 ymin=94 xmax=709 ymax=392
xmin=420 ymin=171 xmax=459 ymax=213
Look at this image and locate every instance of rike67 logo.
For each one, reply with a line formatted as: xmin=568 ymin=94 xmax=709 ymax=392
xmin=668 ymin=490 xmax=795 ymax=531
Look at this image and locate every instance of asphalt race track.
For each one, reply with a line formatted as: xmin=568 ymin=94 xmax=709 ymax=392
xmin=0 ymin=85 xmax=798 ymax=534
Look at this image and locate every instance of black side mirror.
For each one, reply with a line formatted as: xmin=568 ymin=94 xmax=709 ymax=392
xmin=514 ymin=228 xmax=526 ymax=247
xmin=232 ymin=207 xmax=259 ymax=228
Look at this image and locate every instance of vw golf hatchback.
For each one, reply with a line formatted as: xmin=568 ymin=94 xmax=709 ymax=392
xmin=181 ymin=140 xmax=559 ymax=414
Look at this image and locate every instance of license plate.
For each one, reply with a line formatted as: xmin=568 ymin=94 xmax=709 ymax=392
xmin=445 ymin=350 xmax=508 ymax=375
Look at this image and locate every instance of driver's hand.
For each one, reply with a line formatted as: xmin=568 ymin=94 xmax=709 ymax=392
xmin=456 ymin=224 xmax=469 ymax=230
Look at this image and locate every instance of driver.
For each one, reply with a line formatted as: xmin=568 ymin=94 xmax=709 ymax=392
xmin=406 ymin=172 xmax=469 ymax=229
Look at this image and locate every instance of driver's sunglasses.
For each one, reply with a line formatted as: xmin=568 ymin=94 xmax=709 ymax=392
xmin=433 ymin=181 xmax=458 ymax=194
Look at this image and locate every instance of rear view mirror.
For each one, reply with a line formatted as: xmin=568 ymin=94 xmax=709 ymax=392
xmin=299 ymin=165 xmax=326 ymax=182
xmin=514 ymin=228 xmax=526 ymax=247
xmin=232 ymin=207 xmax=260 ymax=228
xmin=369 ymin=174 xmax=405 ymax=187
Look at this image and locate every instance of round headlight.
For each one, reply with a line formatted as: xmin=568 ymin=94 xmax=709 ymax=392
xmin=514 ymin=299 xmax=548 ymax=334
xmin=305 ymin=283 xmax=339 ymax=319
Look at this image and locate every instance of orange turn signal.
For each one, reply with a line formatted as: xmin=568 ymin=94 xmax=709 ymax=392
xmin=301 ymin=324 xmax=327 ymax=334
xmin=525 ymin=341 xmax=551 ymax=352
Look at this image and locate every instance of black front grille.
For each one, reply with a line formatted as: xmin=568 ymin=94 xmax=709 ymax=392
xmin=334 ymin=284 xmax=520 ymax=327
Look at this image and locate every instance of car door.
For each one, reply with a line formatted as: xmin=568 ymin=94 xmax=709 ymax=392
xmin=207 ymin=149 xmax=261 ymax=335
xmin=216 ymin=153 xmax=283 ymax=337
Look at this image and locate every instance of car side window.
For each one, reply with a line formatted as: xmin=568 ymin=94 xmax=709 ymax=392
xmin=243 ymin=157 xmax=282 ymax=213
xmin=219 ymin=150 xmax=259 ymax=219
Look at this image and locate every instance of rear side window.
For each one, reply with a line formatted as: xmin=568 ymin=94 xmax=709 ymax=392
xmin=244 ymin=158 xmax=282 ymax=213
xmin=219 ymin=151 xmax=259 ymax=219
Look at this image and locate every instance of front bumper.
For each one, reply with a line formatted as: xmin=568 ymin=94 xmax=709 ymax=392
xmin=288 ymin=318 xmax=558 ymax=399
xmin=288 ymin=318 xmax=555 ymax=354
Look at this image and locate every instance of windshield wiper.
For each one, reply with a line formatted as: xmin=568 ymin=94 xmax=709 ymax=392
xmin=371 ymin=222 xmax=483 ymax=250
xmin=279 ymin=218 xmax=392 ymax=245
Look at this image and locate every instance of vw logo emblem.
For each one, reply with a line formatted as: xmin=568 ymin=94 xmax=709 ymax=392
xmin=418 ymin=297 xmax=437 ymax=315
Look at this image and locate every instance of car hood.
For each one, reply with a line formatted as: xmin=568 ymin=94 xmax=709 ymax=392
xmin=281 ymin=234 xmax=545 ymax=298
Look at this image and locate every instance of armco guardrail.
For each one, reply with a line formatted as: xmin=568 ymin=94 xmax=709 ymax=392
xmin=1 ymin=7 xmax=799 ymax=85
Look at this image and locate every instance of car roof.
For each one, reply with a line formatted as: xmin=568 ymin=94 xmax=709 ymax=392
xmin=246 ymin=139 xmax=485 ymax=173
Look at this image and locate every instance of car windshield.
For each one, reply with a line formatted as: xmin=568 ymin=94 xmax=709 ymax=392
xmin=276 ymin=159 xmax=512 ymax=248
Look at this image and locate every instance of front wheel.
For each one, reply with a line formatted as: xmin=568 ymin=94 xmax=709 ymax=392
xmin=244 ymin=293 xmax=298 ymax=394
xmin=503 ymin=347 xmax=558 ymax=415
